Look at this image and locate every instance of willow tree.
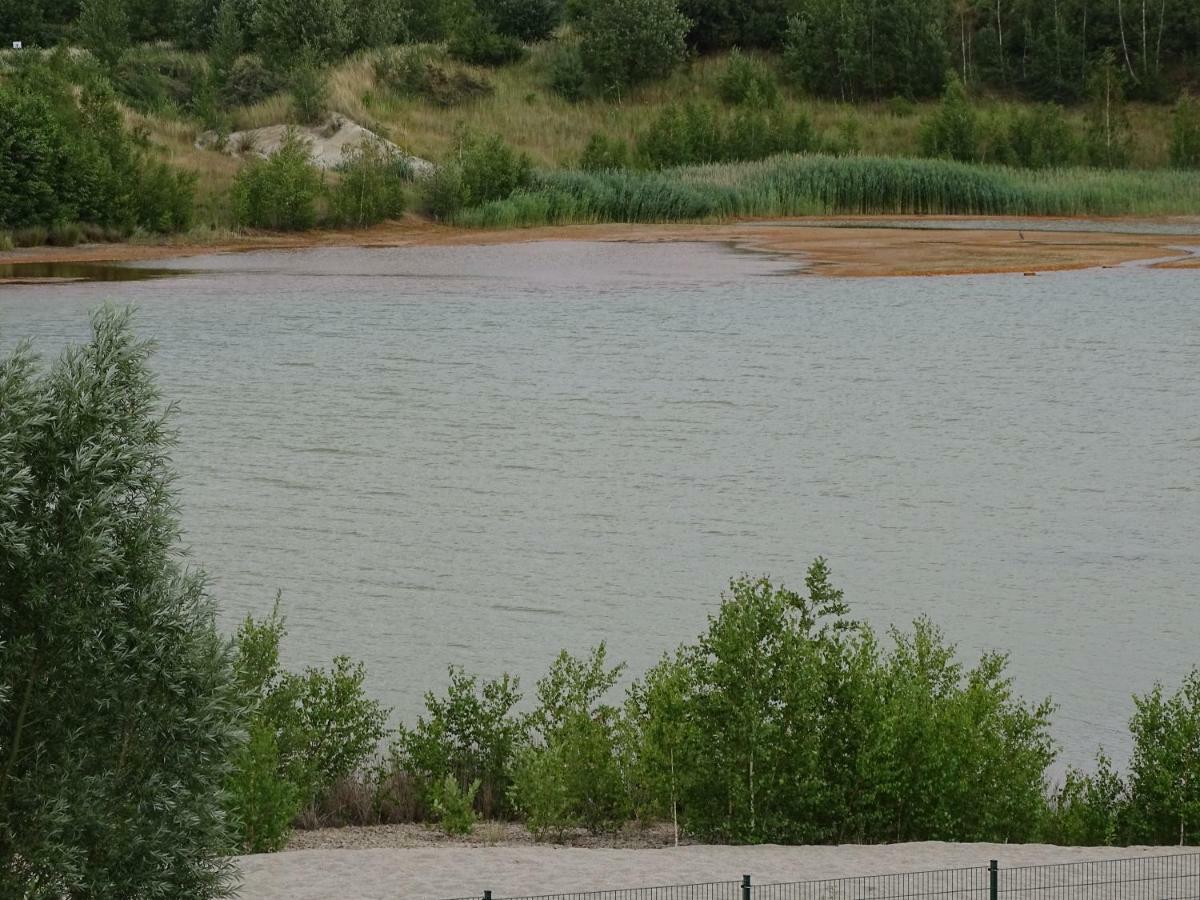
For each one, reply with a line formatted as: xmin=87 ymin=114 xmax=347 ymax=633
xmin=0 ymin=308 xmax=239 ymax=898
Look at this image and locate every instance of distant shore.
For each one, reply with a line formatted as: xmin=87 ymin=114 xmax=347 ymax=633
xmin=3 ymin=216 xmax=1199 ymax=280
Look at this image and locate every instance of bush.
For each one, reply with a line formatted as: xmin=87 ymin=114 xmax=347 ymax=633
xmin=232 ymin=129 xmax=323 ymax=230
xmin=920 ymin=74 xmax=979 ymax=162
xmin=251 ymin=0 xmax=350 ymax=69
xmin=1171 ymin=93 xmax=1200 ymax=168
xmin=579 ymin=133 xmax=631 ymax=171
xmin=1084 ymin=52 xmax=1132 ymax=169
xmin=115 ymin=47 xmax=209 ymax=114
xmin=1003 ymin=104 xmax=1080 ymax=168
xmin=510 ymin=646 xmax=629 ymax=835
xmin=429 ymin=774 xmax=480 ymax=835
xmin=78 ymin=0 xmax=130 ymax=69
xmin=1124 ymin=669 xmax=1200 ymax=845
xmin=223 ymin=55 xmax=286 ymax=107
xmin=392 ymin=667 xmax=525 ymax=817
xmin=226 ymin=721 xmax=303 ymax=853
xmin=1042 ymin=754 xmax=1126 ymax=846
xmin=448 ymin=14 xmax=526 ymax=67
xmin=637 ymin=102 xmax=816 ymax=168
xmin=290 ymin=57 xmax=330 ymax=125
xmin=717 ymin=48 xmax=779 ymax=106
xmin=424 ymin=133 xmax=533 ymax=219
xmin=488 ymin=0 xmax=564 ymax=42
xmin=0 ymin=308 xmax=239 ymax=898
xmin=328 ymin=138 xmax=410 ymax=227
xmin=577 ymin=0 xmax=690 ymax=96
xmin=546 ymin=43 xmax=587 ymax=101
xmin=373 ymin=48 xmax=494 ymax=107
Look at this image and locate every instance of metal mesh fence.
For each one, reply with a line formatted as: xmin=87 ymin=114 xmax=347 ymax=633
xmin=444 ymin=852 xmax=1200 ymax=900
xmin=997 ymin=853 xmax=1200 ymax=899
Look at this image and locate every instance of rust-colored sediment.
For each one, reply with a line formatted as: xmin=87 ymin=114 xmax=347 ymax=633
xmin=2 ymin=216 xmax=1198 ymax=279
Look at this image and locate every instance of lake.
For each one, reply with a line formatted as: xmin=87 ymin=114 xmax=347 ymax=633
xmin=1 ymin=240 xmax=1197 ymax=770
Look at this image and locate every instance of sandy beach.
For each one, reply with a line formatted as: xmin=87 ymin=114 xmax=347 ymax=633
xmin=234 ymin=839 xmax=1198 ymax=899
xmin=3 ymin=217 xmax=1200 ymax=281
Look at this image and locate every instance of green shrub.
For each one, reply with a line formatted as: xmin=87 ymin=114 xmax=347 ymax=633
xmin=232 ymin=129 xmax=323 ymax=230
xmin=1124 ymin=669 xmax=1200 ymax=845
xmin=577 ymin=0 xmax=689 ymax=96
xmin=78 ymin=0 xmax=130 ymax=69
xmin=1042 ymin=754 xmax=1126 ymax=846
xmin=546 ymin=43 xmax=587 ymax=101
xmin=115 ymin=47 xmax=209 ymax=114
xmin=448 ymin=14 xmax=526 ymax=67
xmin=290 ymin=57 xmax=330 ymax=125
xmin=392 ymin=667 xmax=525 ymax=817
xmin=1170 ymin=93 xmax=1200 ymax=168
xmin=510 ymin=646 xmax=630 ymax=835
xmin=920 ymin=74 xmax=979 ymax=162
xmin=223 ymin=55 xmax=286 ymax=107
xmin=328 ymin=138 xmax=410 ymax=227
xmin=717 ymin=48 xmax=779 ymax=106
xmin=373 ymin=48 xmax=494 ymax=107
xmin=429 ymin=774 xmax=481 ymax=835
xmin=1003 ymin=104 xmax=1080 ymax=168
xmin=251 ymin=0 xmax=350 ymax=69
xmin=11 ymin=225 xmax=51 ymax=247
xmin=1084 ymin=52 xmax=1133 ymax=169
xmin=424 ymin=133 xmax=533 ymax=219
xmin=226 ymin=721 xmax=303 ymax=853
xmin=0 ymin=308 xmax=240 ymax=898
xmin=637 ymin=102 xmax=816 ymax=168
xmin=487 ymin=0 xmax=564 ymax=42
xmin=0 ymin=231 xmax=12 ymax=251
xmin=579 ymin=133 xmax=631 ymax=171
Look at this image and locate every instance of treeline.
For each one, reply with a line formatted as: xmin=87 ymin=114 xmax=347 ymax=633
xmin=227 ymin=562 xmax=1200 ymax=852
xmin=4 ymin=313 xmax=1200 ymax=900
xmin=0 ymin=52 xmax=193 ymax=243
xmin=4 ymin=0 xmax=1198 ymax=102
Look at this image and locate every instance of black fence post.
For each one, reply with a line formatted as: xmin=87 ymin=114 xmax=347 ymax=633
xmin=483 ymin=891 xmax=492 ymax=900
xmin=741 ymin=874 xmax=751 ymax=900
xmin=988 ymin=860 xmax=998 ymax=900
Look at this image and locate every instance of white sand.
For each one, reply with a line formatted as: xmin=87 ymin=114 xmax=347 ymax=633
xmin=234 ymin=842 xmax=1196 ymax=899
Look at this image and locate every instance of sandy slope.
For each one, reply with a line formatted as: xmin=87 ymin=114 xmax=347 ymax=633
xmin=234 ymin=841 xmax=1197 ymax=900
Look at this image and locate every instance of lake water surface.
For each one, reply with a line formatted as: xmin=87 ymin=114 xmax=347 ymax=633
xmin=2 ymin=241 xmax=1197 ymax=770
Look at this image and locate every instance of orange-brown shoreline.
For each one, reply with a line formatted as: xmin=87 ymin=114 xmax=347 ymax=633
xmin=2 ymin=216 xmax=1199 ymax=280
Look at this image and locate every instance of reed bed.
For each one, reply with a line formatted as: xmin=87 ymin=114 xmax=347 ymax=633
xmin=456 ymin=154 xmax=1200 ymax=227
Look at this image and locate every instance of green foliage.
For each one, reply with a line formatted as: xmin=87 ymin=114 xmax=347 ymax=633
xmin=77 ymin=0 xmax=129 ymax=69
xmin=1084 ymin=53 xmax=1133 ymax=169
xmin=448 ymin=10 xmax=525 ymax=67
xmin=637 ymin=102 xmax=816 ymax=168
xmin=676 ymin=0 xmax=793 ymax=51
xmin=1125 ymin=669 xmax=1200 ymax=845
xmin=920 ymin=74 xmax=979 ymax=162
xmin=115 ymin=45 xmax=209 ymax=114
xmin=393 ymin=667 xmax=525 ymax=817
xmin=328 ymin=138 xmax=410 ymax=227
xmin=0 ymin=70 xmax=195 ymax=233
xmin=717 ymin=48 xmax=779 ymax=106
xmin=424 ymin=132 xmax=533 ymax=220
xmin=251 ymin=0 xmax=349 ymax=69
xmin=222 ymin=54 xmax=285 ymax=107
xmin=1042 ymin=753 xmax=1126 ymax=846
xmin=429 ymin=774 xmax=480 ymax=834
xmin=224 ymin=601 xmax=389 ymax=850
xmin=511 ymin=646 xmax=629 ymax=835
xmin=0 ymin=308 xmax=239 ymax=898
xmin=373 ymin=47 xmax=494 ymax=107
xmin=576 ymin=0 xmax=689 ymax=96
xmin=579 ymin=132 xmax=631 ymax=171
xmin=784 ymin=0 xmax=947 ymax=100
xmin=546 ymin=42 xmax=587 ymax=101
xmin=1170 ymin=94 xmax=1200 ymax=169
xmin=226 ymin=721 xmax=302 ymax=853
xmin=208 ymin=0 xmax=243 ymax=98
xmin=346 ymin=0 xmax=407 ymax=52
xmin=231 ymin=129 xmax=323 ymax=229
xmin=1003 ymin=104 xmax=1080 ymax=169
xmin=487 ymin=0 xmax=563 ymax=42
xmin=289 ymin=56 xmax=330 ymax=124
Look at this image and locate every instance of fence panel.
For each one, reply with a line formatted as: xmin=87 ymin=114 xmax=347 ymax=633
xmin=753 ymin=866 xmax=992 ymax=900
xmin=997 ymin=853 xmax=1200 ymax=900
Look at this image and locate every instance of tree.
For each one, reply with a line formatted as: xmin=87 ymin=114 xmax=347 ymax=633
xmin=1170 ymin=93 xmax=1200 ymax=169
xmin=0 ymin=308 xmax=239 ymax=898
xmin=232 ymin=129 xmax=323 ymax=230
xmin=920 ymin=73 xmax=980 ymax=162
xmin=208 ymin=0 xmax=243 ymax=95
xmin=251 ymin=0 xmax=349 ymax=69
xmin=1084 ymin=51 xmax=1133 ymax=168
xmin=576 ymin=0 xmax=690 ymax=96
xmin=77 ymin=0 xmax=129 ymax=68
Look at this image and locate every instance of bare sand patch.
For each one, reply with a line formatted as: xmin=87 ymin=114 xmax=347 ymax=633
xmin=234 ymin=840 xmax=1198 ymax=900
xmin=3 ymin=217 xmax=1199 ymax=281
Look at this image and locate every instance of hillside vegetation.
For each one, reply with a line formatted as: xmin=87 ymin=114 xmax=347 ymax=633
xmin=1 ymin=0 xmax=1199 ymax=242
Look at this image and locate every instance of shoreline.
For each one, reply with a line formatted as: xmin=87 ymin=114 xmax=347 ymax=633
xmin=3 ymin=216 xmax=1200 ymax=280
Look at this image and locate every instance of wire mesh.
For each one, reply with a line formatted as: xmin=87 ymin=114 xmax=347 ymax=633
xmin=998 ymin=852 xmax=1200 ymax=899
xmin=753 ymin=866 xmax=991 ymax=900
